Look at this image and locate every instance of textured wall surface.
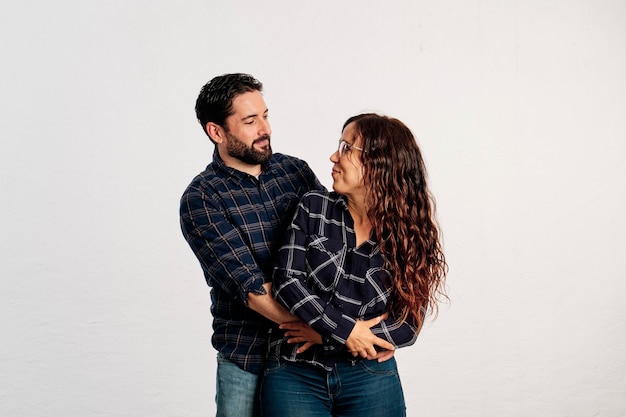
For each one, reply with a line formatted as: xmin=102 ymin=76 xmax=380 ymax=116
xmin=1 ymin=1 xmax=625 ymax=416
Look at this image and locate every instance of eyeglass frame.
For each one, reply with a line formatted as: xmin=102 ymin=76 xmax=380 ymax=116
xmin=337 ymin=140 xmax=364 ymax=157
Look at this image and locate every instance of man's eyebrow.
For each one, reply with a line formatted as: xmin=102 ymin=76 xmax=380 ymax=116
xmin=240 ymin=108 xmax=269 ymax=121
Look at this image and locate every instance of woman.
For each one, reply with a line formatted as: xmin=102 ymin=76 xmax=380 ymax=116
xmin=260 ymin=113 xmax=448 ymax=417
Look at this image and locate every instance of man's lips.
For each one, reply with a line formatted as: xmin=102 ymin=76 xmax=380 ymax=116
xmin=253 ymin=135 xmax=271 ymax=147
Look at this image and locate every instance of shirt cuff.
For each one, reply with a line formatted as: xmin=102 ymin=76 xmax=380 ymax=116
xmin=240 ymin=273 xmax=267 ymax=307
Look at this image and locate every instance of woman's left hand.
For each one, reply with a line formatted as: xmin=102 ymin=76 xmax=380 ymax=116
xmin=345 ymin=315 xmax=395 ymax=359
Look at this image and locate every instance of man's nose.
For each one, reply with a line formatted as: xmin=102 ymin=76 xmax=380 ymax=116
xmin=259 ymin=118 xmax=271 ymax=136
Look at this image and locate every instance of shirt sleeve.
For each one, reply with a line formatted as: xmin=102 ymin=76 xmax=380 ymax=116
xmin=180 ymin=185 xmax=266 ymax=305
xmin=272 ymin=198 xmax=356 ymax=348
xmin=302 ymin=161 xmax=325 ymax=193
xmin=369 ymin=316 xmax=419 ymax=348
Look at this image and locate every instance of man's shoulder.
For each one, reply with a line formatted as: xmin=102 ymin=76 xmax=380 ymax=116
xmin=268 ymin=153 xmax=311 ymax=172
xmin=270 ymin=152 xmax=302 ymax=163
xmin=181 ymin=163 xmax=224 ymax=197
xmin=264 ymin=153 xmax=323 ymax=193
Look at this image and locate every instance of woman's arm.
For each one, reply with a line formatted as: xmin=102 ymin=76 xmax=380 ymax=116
xmin=369 ymin=316 xmax=419 ymax=348
xmin=273 ymin=194 xmax=393 ymax=355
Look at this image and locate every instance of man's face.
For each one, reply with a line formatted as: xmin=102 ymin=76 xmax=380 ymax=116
xmin=223 ymin=91 xmax=272 ymax=165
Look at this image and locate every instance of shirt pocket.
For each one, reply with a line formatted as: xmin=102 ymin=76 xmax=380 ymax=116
xmin=304 ymin=235 xmax=346 ymax=292
xmin=274 ymin=192 xmax=299 ymax=225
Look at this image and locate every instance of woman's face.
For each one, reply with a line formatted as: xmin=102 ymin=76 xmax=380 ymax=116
xmin=330 ymin=122 xmax=366 ymax=199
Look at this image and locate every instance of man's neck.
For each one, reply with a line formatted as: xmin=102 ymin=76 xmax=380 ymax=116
xmin=218 ymin=148 xmax=262 ymax=177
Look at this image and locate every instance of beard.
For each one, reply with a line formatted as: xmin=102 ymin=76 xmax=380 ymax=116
xmin=225 ymin=132 xmax=272 ymax=165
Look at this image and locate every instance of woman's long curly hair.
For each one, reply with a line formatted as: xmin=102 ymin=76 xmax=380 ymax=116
xmin=344 ymin=113 xmax=448 ymax=329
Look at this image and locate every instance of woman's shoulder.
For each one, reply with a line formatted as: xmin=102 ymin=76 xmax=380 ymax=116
xmin=301 ymin=190 xmax=345 ymax=206
xmin=299 ymin=190 xmax=347 ymax=218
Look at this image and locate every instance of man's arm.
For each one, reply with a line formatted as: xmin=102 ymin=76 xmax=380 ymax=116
xmin=248 ymin=283 xmax=298 ymax=324
xmin=181 ymin=185 xmax=274 ymax=306
xmin=181 ymin=187 xmax=322 ymax=334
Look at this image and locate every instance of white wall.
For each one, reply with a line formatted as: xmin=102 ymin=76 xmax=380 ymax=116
xmin=1 ymin=1 xmax=625 ymax=416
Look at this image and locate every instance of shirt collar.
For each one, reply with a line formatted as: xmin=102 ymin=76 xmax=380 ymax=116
xmin=332 ymin=192 xmax=380 ymax=254
xmin=334 ymin=193 xmax=350 ymax=211
xmin=212 ymin=148 xmax=276 ymax=180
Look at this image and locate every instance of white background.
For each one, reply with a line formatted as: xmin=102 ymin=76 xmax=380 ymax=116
xmin=1 ymin=1 xmax=625 ymax=416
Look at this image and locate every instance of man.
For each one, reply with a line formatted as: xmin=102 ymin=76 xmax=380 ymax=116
xmin=179 ymin=73 xmax=324 ymax=417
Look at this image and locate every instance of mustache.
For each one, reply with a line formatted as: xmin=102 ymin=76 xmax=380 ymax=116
xmin=253 ymin=134 xmax=271 ymax=145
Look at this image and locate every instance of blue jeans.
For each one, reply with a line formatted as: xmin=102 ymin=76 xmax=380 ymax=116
xmin=216 ymin=353 xmax=260 ymax=417
xmin=259 ymin=356 xmax=406 ymax=417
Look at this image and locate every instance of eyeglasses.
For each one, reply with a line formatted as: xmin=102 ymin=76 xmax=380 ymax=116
xmin=337 ymin=140 xmax=364 ymax=157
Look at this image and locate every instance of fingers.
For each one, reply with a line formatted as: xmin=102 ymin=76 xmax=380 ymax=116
xmin=285 ymin=335 xmax=307 ymax=343
xmin=281 ymin=321 xmax=323 ymax=347
xmin=296 ymin=342 xmax=315 ymax=354
xmin=362 ymin=316 xmax=383 ymax=327
xmin=346 ymin=338 xmax=395 ymax=359
xmin=346 ymin=348 xmax=360 ymax=357
xmin=348 ymin=345 xmax=378 ymax=359
xmin=369 ymin=349 xmax=395 ymax=362
xmin=364 ymin=345 xmax=378 ymax=358
xmin=373 ymin=335 xmax=395 ymax=352
xmin=279 ymin=321 xmax=306 ymax=331
xmin=362 ymin=312 xmax=389 ymax=327
xmin=350 ymin=346 xmax=394 ymax=360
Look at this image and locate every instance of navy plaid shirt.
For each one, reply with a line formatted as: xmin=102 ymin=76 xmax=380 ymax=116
xmin=269 ymin=190 xmax=419 ymax=371
xmin=180 ymin=150 xmax=323 ymax=374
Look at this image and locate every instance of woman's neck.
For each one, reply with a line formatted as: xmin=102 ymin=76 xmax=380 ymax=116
xmin=346 ymin=199 xmax=372 ymax=247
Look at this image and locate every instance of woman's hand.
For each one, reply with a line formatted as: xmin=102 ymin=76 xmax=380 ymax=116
xmin=279 ymin=321 xmax=323 ymax=354
xmin=345 ymin=314 xmax=395 ymax=359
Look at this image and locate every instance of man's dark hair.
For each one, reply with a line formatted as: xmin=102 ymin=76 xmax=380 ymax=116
xmin=195 ymin=73 xmax=263 ymax=140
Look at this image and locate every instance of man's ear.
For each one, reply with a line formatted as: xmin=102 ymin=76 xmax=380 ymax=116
xmin=206 ymin=122 xmax=225 ymax=144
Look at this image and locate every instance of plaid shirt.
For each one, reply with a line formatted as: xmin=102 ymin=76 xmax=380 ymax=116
xmin=269 ymin=190 xmax=419 ymax=371
xmin=180 ymin=150 xmax=323 ymax=374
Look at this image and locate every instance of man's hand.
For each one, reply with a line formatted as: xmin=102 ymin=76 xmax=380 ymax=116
xmin=279 ymin=321 xmax=323 ymax=354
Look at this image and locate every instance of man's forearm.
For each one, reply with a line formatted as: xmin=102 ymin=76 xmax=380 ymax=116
xmin=248 ymin=283 xmax=298 ymax=324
